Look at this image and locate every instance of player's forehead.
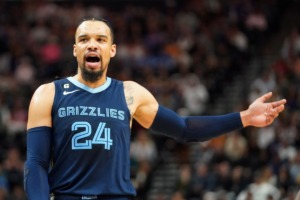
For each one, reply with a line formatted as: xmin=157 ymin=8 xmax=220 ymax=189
xmin=75 ymin=20 xmax=111 ymax=39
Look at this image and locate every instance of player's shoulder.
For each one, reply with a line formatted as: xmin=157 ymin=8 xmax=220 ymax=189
xmin=123 ymin=80 xmax=155 ymax=101
xmin=30 ymin=82 xmax=55 ymax=105
xmin=123 ymin=80 xmax=151 ymax=97
xmin=34 ymin=82 xmax=55 ymax=96
xmin=123 ymin=80 xmax=144 ymax=90
xmin=28 ymin=82 xmax=55 ymax=129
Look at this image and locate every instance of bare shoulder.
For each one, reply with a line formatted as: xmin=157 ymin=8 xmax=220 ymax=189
xmin=123 ymin=80 xmax=154 ymax=94
xmin=123 ymin=80 xmax=143 ymax=92
xmin=27 ymin=82 xmax=55 ymax=129
xmin=30 ymin=82 xmax=55 ymax=107
xmin=123 ymin=80 xmax=156 ymax=105
xmin=34 ymin=82 xmax=55 ymax=98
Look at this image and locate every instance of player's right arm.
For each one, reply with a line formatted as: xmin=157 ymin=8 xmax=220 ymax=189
xmin=27 ymin=83 xmax=54 ymax=128
xmin=24 ymin=83 xmax=54 ymax=200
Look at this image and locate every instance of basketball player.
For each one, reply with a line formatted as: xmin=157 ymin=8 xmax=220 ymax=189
xmin=24 ymin=18 xmax=286 ymax=200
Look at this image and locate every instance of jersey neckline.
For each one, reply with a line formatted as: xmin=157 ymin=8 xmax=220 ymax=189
xmin=67 ymin=77 xmax=112 ymax=93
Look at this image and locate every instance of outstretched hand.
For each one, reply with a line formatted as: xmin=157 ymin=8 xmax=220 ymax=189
xmin=241 ymin=92 xmax=287 ymax=127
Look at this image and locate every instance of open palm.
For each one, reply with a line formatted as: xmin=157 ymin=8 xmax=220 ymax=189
xmin=246 ymin=92 xmax=286 ymax=127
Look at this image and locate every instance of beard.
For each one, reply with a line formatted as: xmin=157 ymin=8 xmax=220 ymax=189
xmin=80 ymin=61 xmax=105 ymax=82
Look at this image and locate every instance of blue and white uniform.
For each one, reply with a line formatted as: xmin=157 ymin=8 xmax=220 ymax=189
xmin=25 ymin=75 xmax=244 ymax=200
xmin=50 ymin=77 xmax=135 ymax=199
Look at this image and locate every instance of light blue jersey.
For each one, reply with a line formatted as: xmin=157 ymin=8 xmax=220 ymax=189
xmin=49 ymin=77 xmax=135 ymax=197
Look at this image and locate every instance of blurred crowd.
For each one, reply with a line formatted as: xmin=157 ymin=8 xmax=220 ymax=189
xmin=0 ymin=0 xmax=299 ymax=199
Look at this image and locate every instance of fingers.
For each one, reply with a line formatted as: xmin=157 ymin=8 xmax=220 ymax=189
xmin=268 ymin=101 xmax=286 ymax=120
xmin=264 ymin=104 xmax=285 ymax=125
xmin=276 ymin=104 xmax=285 ymax=113
xmin=265 ymin=110 xmax=276 ymax=125
xmin=257 ymin=92 xmax=287 ymax=107
xmin=270 ymin=99 xmax=287 ymax=108
xmin=267 ymin=99 xmax=286 ymax=126
xmin=269 ymin=104 xmax=285 ymax=116
xmin=266 ymin=109 xmax=278 ymax=119
xmin=257 ymin=92 xmax=272 ymax=103
xmin=265 ymin=107 xmax=276 ymax=119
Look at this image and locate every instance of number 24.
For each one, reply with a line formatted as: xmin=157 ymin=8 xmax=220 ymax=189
xmin=71 ymin=122 xmax=113 ymax=150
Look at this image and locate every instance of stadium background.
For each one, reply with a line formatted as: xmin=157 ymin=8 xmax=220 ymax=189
xmin=0 ymin=0 xmax=300 ymax=199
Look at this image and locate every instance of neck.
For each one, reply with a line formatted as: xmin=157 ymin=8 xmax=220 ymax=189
xmin=74 ymin=74 xmax=107 ymax=88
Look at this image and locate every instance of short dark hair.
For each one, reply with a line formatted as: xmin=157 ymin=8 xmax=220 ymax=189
xmin=76 ymin=18 xmax=114 ymax=43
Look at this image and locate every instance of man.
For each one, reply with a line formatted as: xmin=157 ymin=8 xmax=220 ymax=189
xmin=24 ymin=18 xmax=286 ymax=200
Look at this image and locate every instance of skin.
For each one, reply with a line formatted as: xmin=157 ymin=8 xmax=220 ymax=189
xmin=27 ymin=20 xmax=287 ymax=131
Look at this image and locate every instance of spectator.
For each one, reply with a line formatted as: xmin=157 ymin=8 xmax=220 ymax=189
xmin=237 ymin=169 xmax=280 ymax=200
xmin=130 ymin=129 xmax=157 ymax=165
xmin=224 ymin=131 xmax=248 ymax=166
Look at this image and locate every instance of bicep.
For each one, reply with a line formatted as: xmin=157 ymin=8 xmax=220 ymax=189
xmin=27 ymin=83 xmax=54 ymax=129
xmin=125 ymin=81 xmax=158 ymax=129
xmin=134 ymin=100 xmax=159 ymax=129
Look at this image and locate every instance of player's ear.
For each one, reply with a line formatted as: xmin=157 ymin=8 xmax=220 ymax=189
xmin=73 ymin=44 xmax=77 ymax=57
xmin=110 ymin=44 xmax=116 ymax=58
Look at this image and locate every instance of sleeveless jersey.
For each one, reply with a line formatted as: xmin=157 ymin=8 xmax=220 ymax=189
xmin=49 ymin=77 xmax=136 ymax=197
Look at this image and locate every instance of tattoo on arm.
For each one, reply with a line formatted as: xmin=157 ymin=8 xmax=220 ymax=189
xmin=126 ymin=96 xmax=133 ymax=106
xmin=124 ymin=82 xmax=134 ymax=116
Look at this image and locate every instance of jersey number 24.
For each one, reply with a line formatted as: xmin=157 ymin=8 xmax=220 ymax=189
xmin=71 ymin=122 xmax=113 ymax=150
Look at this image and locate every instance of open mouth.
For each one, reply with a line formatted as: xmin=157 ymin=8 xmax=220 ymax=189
xmin=85 ymin=54 xmax=101 ymax=69
xmin=86 ymin=56 xmax=100 ymax=63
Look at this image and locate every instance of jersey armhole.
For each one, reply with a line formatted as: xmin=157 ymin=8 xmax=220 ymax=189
xmin=51 ymin=80 xmax=62 ymax=121
xmin=119 ymin=81 xmax=132 ymax=120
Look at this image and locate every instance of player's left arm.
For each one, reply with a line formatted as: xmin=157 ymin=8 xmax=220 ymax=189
xmin=127 ymin=81 xmax=241 ymax=141
xmin=124 ymin=81 xmax=159 ymax=128
xmin=126 ymin=81 xmax=286 ymax=142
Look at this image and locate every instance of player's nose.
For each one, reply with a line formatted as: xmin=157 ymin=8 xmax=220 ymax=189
xmin=87 ymin=39 xmax=98 ymax=51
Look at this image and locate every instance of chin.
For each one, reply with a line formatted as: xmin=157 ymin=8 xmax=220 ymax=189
xmin=81 ymin=68 xmax=104 ymax=82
